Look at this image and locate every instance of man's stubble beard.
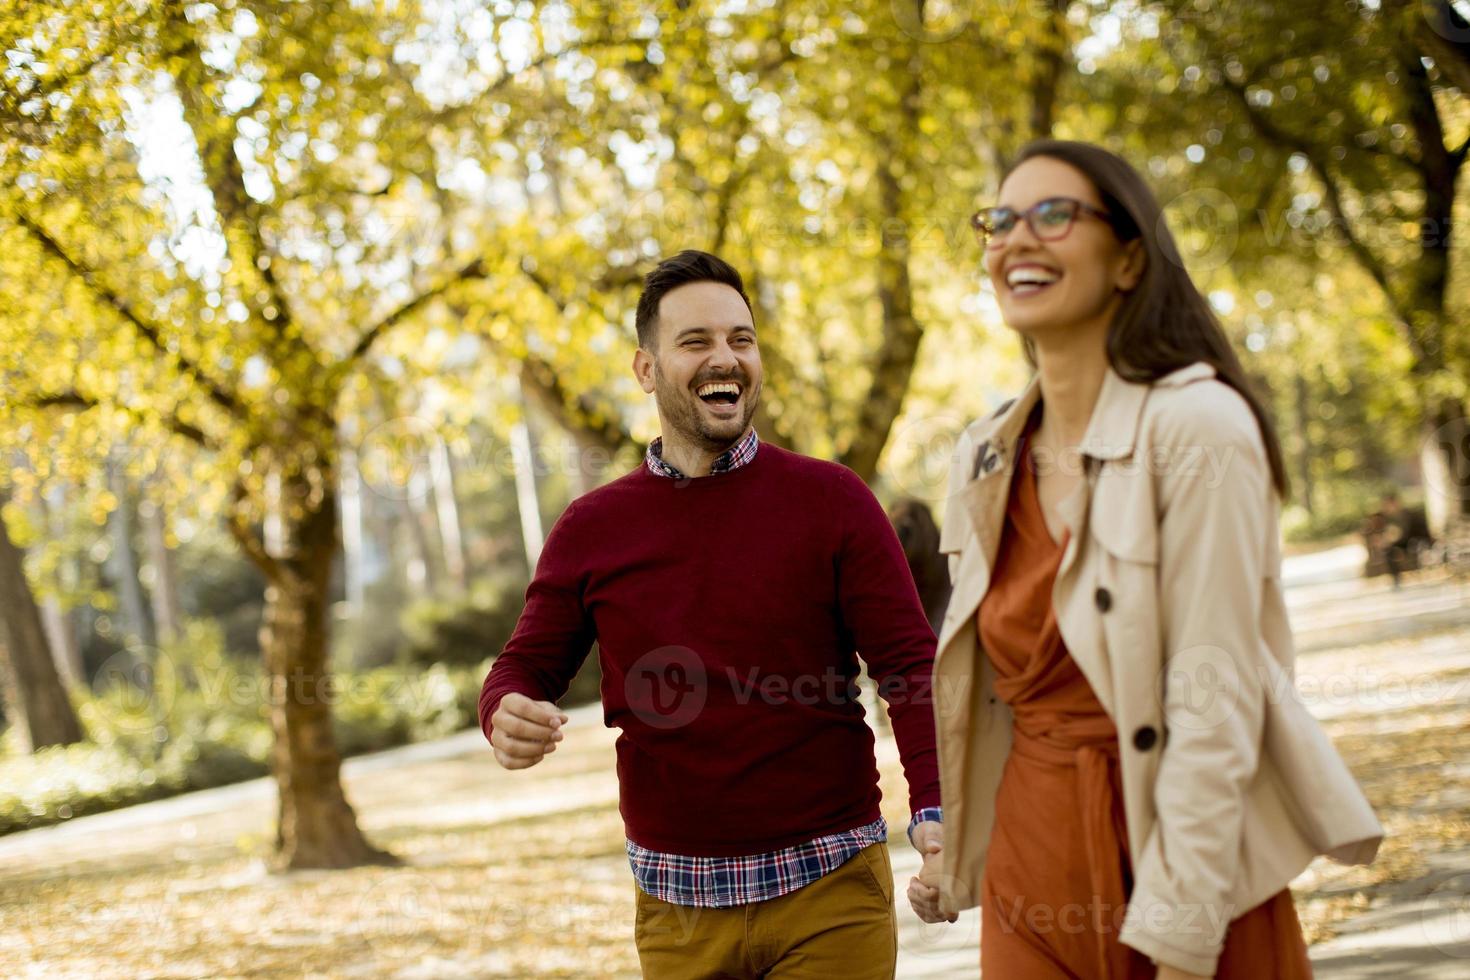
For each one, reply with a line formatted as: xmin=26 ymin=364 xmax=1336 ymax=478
xmin=652 ymin=359 xmax=761 ymax=452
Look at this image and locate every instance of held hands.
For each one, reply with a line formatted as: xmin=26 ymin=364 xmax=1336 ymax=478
xmin=906 ymin=822 xmax=958 ymax=924
xmin=489 ymin=693 xmax=568 ymax=770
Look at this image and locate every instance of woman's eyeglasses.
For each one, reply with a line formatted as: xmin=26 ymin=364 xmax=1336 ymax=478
xmin=970 ymin=197 xmax=1113 ymax=248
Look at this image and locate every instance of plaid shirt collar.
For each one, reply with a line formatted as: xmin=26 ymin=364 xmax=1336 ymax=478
xmin=645 ymin=428 xmax=760 ymax=479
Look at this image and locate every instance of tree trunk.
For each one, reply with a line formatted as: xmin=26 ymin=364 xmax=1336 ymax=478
xmin=0 ymin=495 xmax=84 ymax=751
xmin=509 ymin=373 xmax=547 ymax=567
xmin=1028 ymin=0 xmax=1070 ymax=141
xmin=141 ymin=493 xmax=183 ymax=647
xmin=401 ymin=474 xmax=439 ymax=595
xmin=253 ymin=477 xmax=396 ymax=869
xmin=338 ymin=445 xmax=366 ymax=616
xmin=1422 ymin=396 xmax=1470 ymax=538
xmin=36 ymin=485 xmax=85 ymax=686
xmin=429 ymin=437 xmax=468 ymax=590
xmin=1292 ymin=372 xmax=1315 ymax=517
xmin=38 ymin=600 xmax=82 ymax=688
xmin=106 ymin=459 xmax=157 ymax=651
xmin=838 ymin=7 xmax=926 ymax=482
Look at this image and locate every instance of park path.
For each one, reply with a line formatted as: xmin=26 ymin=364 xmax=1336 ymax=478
xmin=2 ymin=543 xmax=1468 ymax=978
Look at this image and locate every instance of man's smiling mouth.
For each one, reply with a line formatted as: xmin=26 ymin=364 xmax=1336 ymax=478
xmin=696 ymin=381 xmax=743 ymax=405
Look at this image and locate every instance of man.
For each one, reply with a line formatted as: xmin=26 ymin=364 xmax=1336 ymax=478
xmin=479 ymin=250 xmax=949 ymax=978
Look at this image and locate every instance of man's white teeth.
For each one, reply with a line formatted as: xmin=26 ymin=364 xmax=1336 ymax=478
xmin=697 ymin=382 xmax=741 ymax=397
xmin=1006 ymin=268 xmax=1060 ymax=288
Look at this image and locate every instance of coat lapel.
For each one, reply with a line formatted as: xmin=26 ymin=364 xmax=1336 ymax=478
xmin=938 ymin=367 xmax=1153 ymax=667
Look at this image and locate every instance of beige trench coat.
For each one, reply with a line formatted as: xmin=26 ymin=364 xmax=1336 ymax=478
xmin=932 ymin=361 xmax=1382 ymax=975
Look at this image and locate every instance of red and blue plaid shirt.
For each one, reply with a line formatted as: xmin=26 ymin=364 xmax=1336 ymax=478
xmin=644 ymin=426 xmax=761 ymax=480
xmin=635 ymin=428 xmax=942 ymax=907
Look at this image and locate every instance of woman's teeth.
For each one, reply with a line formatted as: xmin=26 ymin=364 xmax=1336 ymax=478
xmin=1006 ymin=267 xmax=1060 ymax=296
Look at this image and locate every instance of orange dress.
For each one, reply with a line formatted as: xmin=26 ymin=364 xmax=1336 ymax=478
xmin=977 ymin=408 xmax=1312 ymax=978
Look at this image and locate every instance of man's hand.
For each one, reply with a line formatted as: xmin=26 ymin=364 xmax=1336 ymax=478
xmin=906 ymin=821 xmax=957 ymax=924
xmin=489 ymin=693 xmax=568 ymax=770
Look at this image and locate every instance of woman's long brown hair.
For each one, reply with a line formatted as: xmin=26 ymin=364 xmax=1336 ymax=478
xmin=1008 ymin=139 xmax=1289 ymax=498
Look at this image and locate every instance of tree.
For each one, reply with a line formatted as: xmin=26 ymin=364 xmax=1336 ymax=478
xmin=0 ymin=490 xmax=85 ymax=752
xmin=0 ymin=0 xmax=603 ymax=867
xmin=1143 ymin=0 xmax=1470 ymax=532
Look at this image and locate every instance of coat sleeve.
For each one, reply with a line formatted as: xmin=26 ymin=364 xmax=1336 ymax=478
xmin=1119 ymin=382 xmax=1273 ymax=975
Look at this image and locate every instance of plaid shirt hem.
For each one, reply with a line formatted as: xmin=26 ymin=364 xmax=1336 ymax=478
xmin=627 ymin=818 xmax=888 ymax=908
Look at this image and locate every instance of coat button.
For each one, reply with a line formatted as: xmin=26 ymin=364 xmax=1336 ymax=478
xmin=1094 ymin=587 xmax=1112 ymax=612
xmin=1133 ymin=725 xmax=1158 ymax=751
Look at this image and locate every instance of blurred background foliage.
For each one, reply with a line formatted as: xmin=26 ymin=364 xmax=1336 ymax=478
xmin=1 ymin=0 xmax=1467 ymax=853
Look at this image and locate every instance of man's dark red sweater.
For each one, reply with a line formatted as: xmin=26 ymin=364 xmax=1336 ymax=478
xmin=478 ymin=444 xmax=941 ymax=856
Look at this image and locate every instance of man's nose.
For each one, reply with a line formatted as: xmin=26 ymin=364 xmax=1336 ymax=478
xmin=707 ymin=339 xmax=738 ymax=371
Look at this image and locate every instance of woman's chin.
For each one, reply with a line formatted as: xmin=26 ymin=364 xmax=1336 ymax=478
xmin=1001 ymin=304 xmax=1095 ymax=342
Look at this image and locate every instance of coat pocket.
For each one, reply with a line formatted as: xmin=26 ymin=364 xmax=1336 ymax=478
xmin=1087 ymin=463 xmax=1159 ymax=566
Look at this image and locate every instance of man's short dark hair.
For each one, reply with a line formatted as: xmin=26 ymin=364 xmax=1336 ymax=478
xmin=634 ymin=250 xmax=754 ymax=350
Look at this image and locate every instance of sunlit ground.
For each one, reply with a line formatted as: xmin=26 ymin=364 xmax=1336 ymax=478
xmin=3 ymin=562 xmax=1468 ymax=978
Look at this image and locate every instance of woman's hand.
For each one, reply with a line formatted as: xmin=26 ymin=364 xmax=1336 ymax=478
xmin=1156 ymin=966 xmax=1211 ymax=980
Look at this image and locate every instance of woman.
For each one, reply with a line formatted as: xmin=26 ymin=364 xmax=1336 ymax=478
xmin=909 ymin=142 xmax=1382 ymax=978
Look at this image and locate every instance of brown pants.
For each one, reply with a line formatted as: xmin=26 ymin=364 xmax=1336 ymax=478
xmin=633 ymin=842 xmax=898 ymax=979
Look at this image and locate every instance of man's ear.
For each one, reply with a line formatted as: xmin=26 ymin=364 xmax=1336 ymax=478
xmin=633 ymin=347 xmax=656 ymax=394
xmin=1117 ymin=239 xmax=1146 ymax=292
